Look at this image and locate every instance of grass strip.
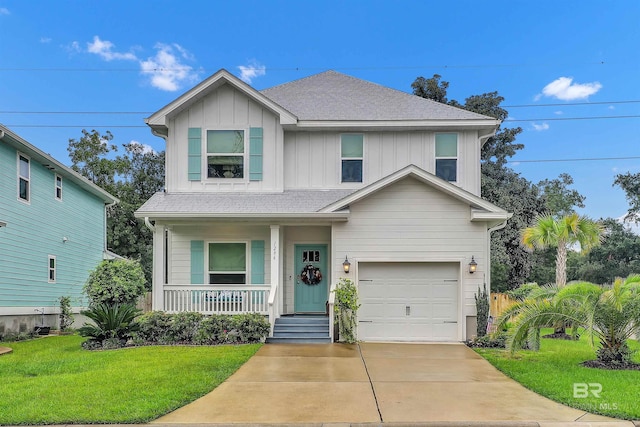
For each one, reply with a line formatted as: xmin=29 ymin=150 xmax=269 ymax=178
xmin=0 ymin=335 xmax=260 ymax=425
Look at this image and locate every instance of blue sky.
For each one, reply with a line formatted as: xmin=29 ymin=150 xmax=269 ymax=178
xmin=1 ymin=1 xmax=638 ymax=221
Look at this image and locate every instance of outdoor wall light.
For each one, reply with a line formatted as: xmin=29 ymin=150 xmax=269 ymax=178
xmin=343 ymin=256 xmax=351 ymax=274
xmin=468 ymin=256 xmax=478 ymax=274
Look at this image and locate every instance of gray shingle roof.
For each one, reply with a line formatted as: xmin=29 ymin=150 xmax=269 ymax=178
xmin=261 ymin=70 xmax=493 ymax=122
xmin=136 ymin=189 xmax=357 ymax=215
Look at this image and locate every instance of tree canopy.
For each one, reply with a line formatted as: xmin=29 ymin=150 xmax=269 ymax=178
xmin=68 ymin=130 xmax=165 ymax=287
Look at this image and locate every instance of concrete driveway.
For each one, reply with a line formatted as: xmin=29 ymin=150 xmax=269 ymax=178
xmin=154 ymin=342 xmax=631 ymax=425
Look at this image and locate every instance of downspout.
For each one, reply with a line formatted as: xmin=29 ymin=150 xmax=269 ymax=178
xmin=144 ymin=217 xmax=156 ymax=232
xmin=486 ymin=219 xmax=509 ymax=294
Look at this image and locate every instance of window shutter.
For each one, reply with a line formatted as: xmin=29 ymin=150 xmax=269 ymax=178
xmin=249 ymin=127 xmax=263 ymax=181
xmin=188 ymin=128 xmax=202 ymax=181
xmin=250 ymin=240 xmax=265 ymax=284
xmin=190 ymin=240 xmax=205 ymax=284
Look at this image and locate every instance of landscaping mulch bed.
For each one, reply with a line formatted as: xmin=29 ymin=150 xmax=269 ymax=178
xmin=542 ymin=332 xmax=579 ymax=340
xmin=581 ymin=360 xmax=640 ymax=370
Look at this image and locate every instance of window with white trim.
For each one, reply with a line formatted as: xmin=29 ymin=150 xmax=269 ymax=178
xmin=55 ymin=175 xmax=63 ymax=200
xmin=208 ymin=242 xmax=247 ymax=284
xmin=206 ymin=130 xmax=245 ymax=179
xmin=435 ymin=133 xmax=457 ymax=182
xmin=48 ymin=256 xmax=56 ymax=283
xmin=341 ymin=134 xmax=363 ymax=183
xmin=18 ymin=153 xmax=30 ymax=202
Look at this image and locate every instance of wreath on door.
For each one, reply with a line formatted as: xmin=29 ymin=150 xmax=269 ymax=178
xmin=300 ymin=264 xmax=323 ymax=285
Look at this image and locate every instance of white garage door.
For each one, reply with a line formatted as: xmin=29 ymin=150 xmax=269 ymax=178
xmin=358 ymin=262 xmax=459 ymax=342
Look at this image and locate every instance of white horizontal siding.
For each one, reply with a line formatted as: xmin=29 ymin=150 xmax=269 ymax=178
xmin=332 ymin=177 xmax=487 ymax=318
xmin=167 ymin=224 xmax=271 ymax=285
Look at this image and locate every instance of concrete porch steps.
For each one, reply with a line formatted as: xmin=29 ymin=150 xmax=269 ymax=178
xmin=266 ymin=315 xmax=331 ymax=344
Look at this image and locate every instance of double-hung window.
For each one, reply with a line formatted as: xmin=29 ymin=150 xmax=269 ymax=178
xmin=48 ymin=256 xmax=56 ymax=283
xmin=55 ymin=175 xmax=63 ymax=200
xmin=341 ymin=134 xmax=363 ymax=183
xmin=435 ymin=133 xmax=457 ymax=182
xmin=207 ymin=130 xmax=245 ymax=179
xmin=208 ymin=242 xmax=247 ymax=284
xmin=18 ymin=153 xmax=30 ymax=202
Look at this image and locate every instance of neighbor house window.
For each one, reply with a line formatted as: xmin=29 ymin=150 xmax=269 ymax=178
xmin=55 ymin=175 xmax=63 ymax=200
xmin=206 ymin=130 xmax=244 ymax=178
xmin=48 ymin=256 xmax=56 ymax=283
xmin=341 ymin=134 xmax=363 ymax=183
xmin=435 ymin=133 xmax=457 ymax=182
xmin=18 ymin=153 xmax=30 ymax=202
xmin=208 ymin=242 xmax=247 ymax=284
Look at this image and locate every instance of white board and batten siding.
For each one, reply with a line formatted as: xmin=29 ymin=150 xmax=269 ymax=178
xmin=167 ymin=83 xmax=284 ymax=193
xmin=284 ymin=130 xmax=482 ymax=196
xmin=332 ymin=176 xmax=488 ymax=341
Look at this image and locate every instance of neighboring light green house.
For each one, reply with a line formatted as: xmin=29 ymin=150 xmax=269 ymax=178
xmin=0 ymin=125 xmax=118 ymax=334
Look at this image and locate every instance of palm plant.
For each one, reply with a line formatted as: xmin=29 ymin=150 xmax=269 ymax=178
xmin=78 ymin=303 xmax=141 ymax=345
xmin=521 ymin=213 xmax=604 ymax=288
xmin=498 ymin=275 xmax=640 ymax=364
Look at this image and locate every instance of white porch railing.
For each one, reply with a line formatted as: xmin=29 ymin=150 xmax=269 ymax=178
xmin=163 ymin=285 xmax=270 ymax=315
xmin=328 ymin=281 xmax=336 ymax=342
xmin=267 ymin=281 xmax=280 ymax=336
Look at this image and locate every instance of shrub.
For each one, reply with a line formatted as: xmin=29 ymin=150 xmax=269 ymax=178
xmin=169 ymin=312 xmax=204 ymax=343
xmin=59 ymin=296 xmax=74 ymax=331
xmin=134 ymin=311 xmax=173 ymax=344
xmin=193 ymin=314 xmax=231 ymax=345
xmin=78 ymin=303 xmax=141 ymax=349
xmin=231 ymin=313 xmax=270 ymax=343
xmin=468 ymin=331 xmax=508 ymax=348
xmin=333 ymin=278 xmax=360 ymax=344
xmin=475 ymin=285 xmax=490 ymax=338
xmin=84 ymin=259 xmax=146 ymax=307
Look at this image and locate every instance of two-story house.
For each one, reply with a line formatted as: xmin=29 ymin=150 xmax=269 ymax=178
xmin=0 ymin=125 xmax=118 ymax=334
xmin=135 ymin=69 xmax=511 ymax=342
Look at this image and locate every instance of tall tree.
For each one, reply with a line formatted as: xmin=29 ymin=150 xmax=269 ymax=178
xmin=614 ymin=172 xmax=640 ymax=222
xmin=412 ymin=74 xmax=540 ymax=290
xmin=538 ymin=173 xmax=585 ymax=217
xmin=68 ymin=130 xmax=165 ymax=287
xmin=521 ymin=213 xmax=604 ymax=288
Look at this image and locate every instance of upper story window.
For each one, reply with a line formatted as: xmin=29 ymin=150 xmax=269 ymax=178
xmin=208 ymin=242 xmax=247 ymax=284
xmin=55 ymin=175 xmax=63 ymax=200
xmin=341 ymin=134 xmax=363 ymax=183
xmin=207 ymin=130 xmax=245 ymax=179
xmin=435 ymin=133 xmax=457 ymax=182
xmin=18 ymin=153 xmax=30 ymax=202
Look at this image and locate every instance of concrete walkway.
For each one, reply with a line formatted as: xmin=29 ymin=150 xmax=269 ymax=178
xmin=154 ymin=342 xmax=634 ymax=425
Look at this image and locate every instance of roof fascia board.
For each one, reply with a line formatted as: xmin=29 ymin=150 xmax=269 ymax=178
xmin=133 ymin=211 xmax=351 ymax=221
xmin=292 ymin=119 xmax=500 ymax=131
xmin=146 ymin=69 xmax=297 ymax=128
xmin=0 ymin=126 xmax=118 ymax=204
xmin=470 ymin=209 xmax=513 ymax=221
xmin=321 ymin=164 xmax=507 ymax=215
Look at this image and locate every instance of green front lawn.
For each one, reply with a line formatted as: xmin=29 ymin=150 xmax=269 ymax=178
xmin=0 ymin=335 xmax=260 ymax=425
xmin=475 ymin=331 xmax=640 ymax=420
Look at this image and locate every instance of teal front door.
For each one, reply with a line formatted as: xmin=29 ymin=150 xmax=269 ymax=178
xmin=294 ymin=244 xmax=328 ymax=313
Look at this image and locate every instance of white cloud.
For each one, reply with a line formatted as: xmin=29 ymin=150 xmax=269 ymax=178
xmin=554 ymin=110 xmax=563 ymax=115
xmin=40 ymin=37 xmax=52 ymax=44
xmin=237 ymin=61 xmax=266 ymax=84
xmin=608 ymin=105 xmax=615 ymax=110
xmin=539 ymin=77 xmax=602 ymax=101
xmin=0 ymin=7 xmax=10 ymax=15
xmin=87 ymin=36 xmax=137 ymax=61
xmin=140 ymin=43 xmax=199 ymax=91
xmin=532 ymin=122 xmax=550 ymax=131
xmin=129 ymin=140 xmax=155 ymax=154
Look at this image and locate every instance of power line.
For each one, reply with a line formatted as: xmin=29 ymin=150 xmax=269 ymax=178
xmin=503 ymin=100 xmax=640 ymax=108
xmin=2 ymin=100 xmax=639 ymax=115
xmin=505 ymin=115 xmax=640 ymax=122
xmin=0 ymin=61 xmax=614 ymax=73
xmin=508 ymin=156 xmax=640 ymax=164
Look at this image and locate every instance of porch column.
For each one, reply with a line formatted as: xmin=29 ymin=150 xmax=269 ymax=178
xmin=270 ymin=225 xmax=283 ymax=313
xmin=152 ymin=224 xmax=165 ymax=311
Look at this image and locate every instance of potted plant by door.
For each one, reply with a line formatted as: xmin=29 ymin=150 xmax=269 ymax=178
xmin=332 ymin=278 xmax=361 ymax=344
